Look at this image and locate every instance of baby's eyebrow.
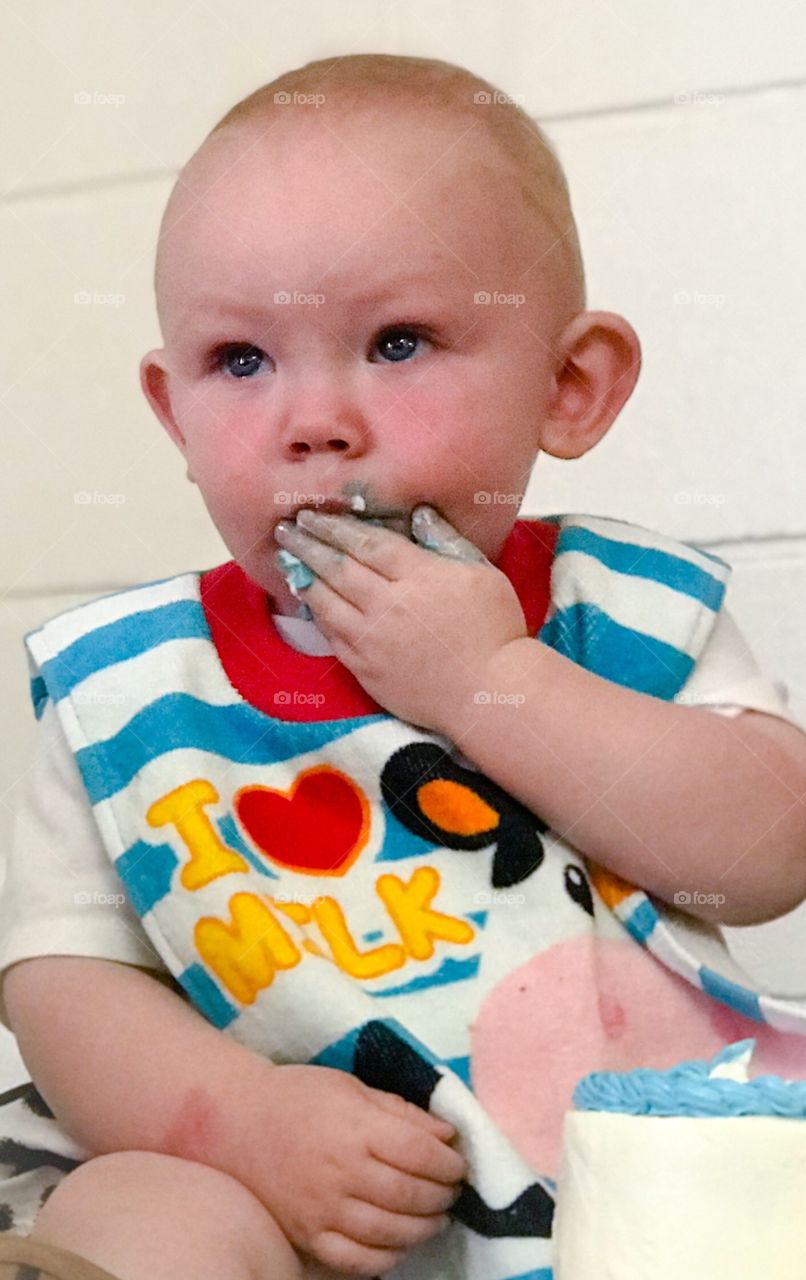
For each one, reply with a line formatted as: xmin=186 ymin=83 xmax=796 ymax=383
xmin=178 ymin=298 xmax=459 ymax=340
xmin=189 ymin=298 xmax=273 ymax=319
xmin=352 ymin=272 xmax=448 ymax=303
xmin=188 ymin=273 xmax=454 ymax=319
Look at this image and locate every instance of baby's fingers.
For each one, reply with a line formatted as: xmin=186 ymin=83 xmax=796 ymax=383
xmin=361 ymin=1156 xmax=462 ymax=1217
xmin=370 ymin=1088 xmax=456 ymax=1142
xmin=338 ymin=1197 xmax=450 ymax=1250
xmin=309 ymin=1229 xmax=404 ymax=1278
xmin=371 ymin=1122 xmax=467 ymax=1186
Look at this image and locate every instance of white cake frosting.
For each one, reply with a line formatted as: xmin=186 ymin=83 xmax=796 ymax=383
xmin=552 ymin=1040 xmax=806 ymax=1278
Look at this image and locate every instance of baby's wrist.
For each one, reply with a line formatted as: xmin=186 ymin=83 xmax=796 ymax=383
xmin=219 ymin=1061 xmax=321 ymax=1197
xmin=439 ymin=639 xmax=531 ymax=740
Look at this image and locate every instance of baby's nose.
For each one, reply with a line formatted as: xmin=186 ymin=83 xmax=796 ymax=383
xmin=286 ymin=416 xmax=367 ymax=457
xmin=289 ymin=434 xmax=350 ymax=455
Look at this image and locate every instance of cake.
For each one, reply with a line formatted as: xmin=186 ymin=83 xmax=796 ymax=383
xmin=552 ymin=1039 xmax=806 ymax=1277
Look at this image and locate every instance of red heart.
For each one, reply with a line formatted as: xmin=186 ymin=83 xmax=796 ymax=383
xmin=234 ymin=766 xmax=369 ymax=876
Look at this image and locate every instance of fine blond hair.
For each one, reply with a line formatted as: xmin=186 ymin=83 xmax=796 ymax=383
xmin=204 ymin=53 xmax=586 ymax=315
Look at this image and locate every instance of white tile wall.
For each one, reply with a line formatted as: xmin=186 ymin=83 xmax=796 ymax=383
xmin=1 ymin=0 xmax=804 ymax=1083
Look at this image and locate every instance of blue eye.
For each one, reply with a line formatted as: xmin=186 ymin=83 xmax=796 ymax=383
xmin=218 ymin=344 xmax=266 ymax=378
xmin=373 ymin=328 xmax=426 ymax=363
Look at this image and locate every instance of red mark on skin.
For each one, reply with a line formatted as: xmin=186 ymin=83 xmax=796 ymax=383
xmin=597 ymin=990 xmax=627 ymax=1039
xmin=162 ymin=1086 xmax=222 ymax=1164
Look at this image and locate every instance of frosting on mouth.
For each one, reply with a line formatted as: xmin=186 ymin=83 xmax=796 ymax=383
xmin=289 ymin=488 xmax=413 ymax=538
xmin=292 ymin=493 xmax=409 ymax=521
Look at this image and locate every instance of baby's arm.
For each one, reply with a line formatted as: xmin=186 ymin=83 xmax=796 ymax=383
xmin=3 ymin=956 xmax=464 ymax=1274
xmin=445 ymin=639 xmax=806 ymax=927
xmin=3 ymin=955 xmax=276 ymax=1169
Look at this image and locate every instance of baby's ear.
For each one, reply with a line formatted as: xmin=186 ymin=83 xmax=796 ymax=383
xmin=139 ymin=349 xmax=193 ymax=480
xmin=538 ymin=311 xmax=641 ymax=460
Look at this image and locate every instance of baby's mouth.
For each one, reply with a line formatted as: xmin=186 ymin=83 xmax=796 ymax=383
xmin=286 ymin=494 xmax=413 ymax=538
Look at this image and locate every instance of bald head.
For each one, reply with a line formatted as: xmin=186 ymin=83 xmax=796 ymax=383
xmin=153 ymin=53 xmax=586 ymax=343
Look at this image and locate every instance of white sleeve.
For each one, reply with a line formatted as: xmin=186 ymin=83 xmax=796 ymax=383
xmin=0 ymin=698 xmax=169 ymax=1031
xmin=670 ymin=604 xmax=806 ymax=999
xmin=674 ymin=605 xmax=803 ymax=729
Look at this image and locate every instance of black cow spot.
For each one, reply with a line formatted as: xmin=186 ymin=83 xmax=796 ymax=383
xmin=0 ymin=1136 xmax=80 ymax=1180
xmin=380 ymin=743 xmax=550 ymax=889
xmin=452 ymin=1180 xmax=554 ymax=1238
xmin=0 ymin=1082 xmax=54 ymax=1121
xmin=564 ymin=863 xmax=594 ymax=916
xmin=354 ymin=1020 xmax=440 ymax=1113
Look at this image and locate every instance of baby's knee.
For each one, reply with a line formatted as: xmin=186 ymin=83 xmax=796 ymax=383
xmin=33 ymin=1150 xmax=304 ymax=1279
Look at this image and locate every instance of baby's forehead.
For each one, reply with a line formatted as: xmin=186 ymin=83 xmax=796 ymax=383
xmin=155 ymin=101 xmax=579 ymax=335
xmin=160 ymin=109 xmax=533 ymax=271
xmin=179 ymin=104 xmax=515 ymax=211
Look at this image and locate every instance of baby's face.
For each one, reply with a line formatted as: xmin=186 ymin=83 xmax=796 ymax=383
xmin=143 ymin=109 xmax=574 ymax=613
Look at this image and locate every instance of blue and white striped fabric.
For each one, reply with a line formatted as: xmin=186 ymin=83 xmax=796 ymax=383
xmin=538 ymin=512 xmax=730 ymax=697
xmin=15 ymin=511 xmax=797 ymax=1279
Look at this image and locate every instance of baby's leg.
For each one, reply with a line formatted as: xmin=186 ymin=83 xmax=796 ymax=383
xmin=25 ymin=1151 xmax=345 ymax=1280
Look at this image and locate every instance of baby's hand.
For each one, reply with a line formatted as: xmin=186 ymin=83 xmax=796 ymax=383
xmin=273 ymin=505 xmax=527 ymax=734
xmin=241 ymin=1063 xmax=467 ymax=1276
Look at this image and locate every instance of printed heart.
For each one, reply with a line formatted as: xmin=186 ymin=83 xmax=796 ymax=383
xmin=234 ymin=766 xmax=369 ymax=876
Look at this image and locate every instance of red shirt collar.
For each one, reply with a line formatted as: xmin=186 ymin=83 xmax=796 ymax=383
xmin=200 ymin=517 xmax=559 ymax=721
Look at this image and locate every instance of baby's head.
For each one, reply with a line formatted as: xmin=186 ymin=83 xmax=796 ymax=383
xmin=141 ymin=54 xmax=640 ymax=614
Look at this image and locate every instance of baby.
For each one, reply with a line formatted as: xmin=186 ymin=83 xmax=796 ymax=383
xmin=2 ymin=50 xmax=806 ymax=1280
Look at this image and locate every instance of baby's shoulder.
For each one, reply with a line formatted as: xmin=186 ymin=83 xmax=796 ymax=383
xmin=539 ymin=510 xmax=731 ymax=597
xmin=23 ymin=570 xmax=204 ymax=721
xmin=535 ymin=512 xmax=732 ymax=696
xmin=26 ymin=569 xmax=202 ymax=649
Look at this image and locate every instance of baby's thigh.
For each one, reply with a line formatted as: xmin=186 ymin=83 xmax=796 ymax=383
xmin=30 ymin=1151 xmax=302 ymax=1280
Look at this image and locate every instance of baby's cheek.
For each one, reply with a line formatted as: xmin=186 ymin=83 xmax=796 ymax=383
xmin=470 ymin=935 xmax=806 ymax=1179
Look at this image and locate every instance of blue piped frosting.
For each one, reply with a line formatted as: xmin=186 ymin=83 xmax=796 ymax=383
xmin=573 ymin=1040 xmax=806 ymax=1118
